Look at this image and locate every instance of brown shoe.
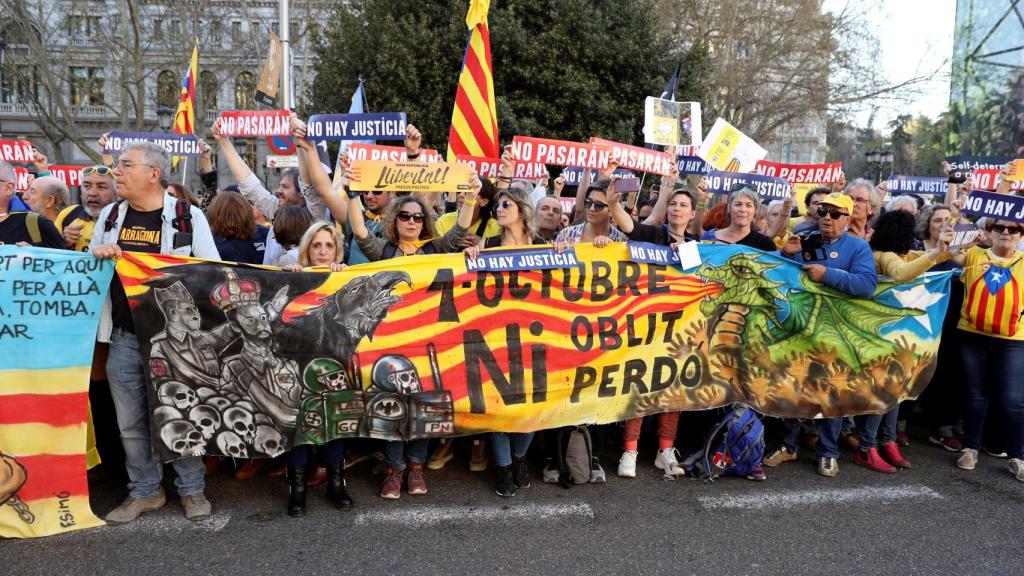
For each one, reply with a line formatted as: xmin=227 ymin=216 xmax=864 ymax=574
xmin=308 ymin=465 xmax=327 ymax=487
xmin=841 ymin=433 xmax=861 ymax=451
xmin=233 ymin=459 xmax=263 ymax=480
xmin=470 ymin=438 xmax=487 ymax=472
xmin=407 ymin=463 xmax=428 ymax=495
xmin=204 ymin=456 xmax=223 ymax=476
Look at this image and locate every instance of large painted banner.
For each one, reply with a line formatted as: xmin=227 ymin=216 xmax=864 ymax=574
xmin=0 ymin=246 xmax=112 ymax=538
xmin=114 ymin=243 xmax=952 ymax=463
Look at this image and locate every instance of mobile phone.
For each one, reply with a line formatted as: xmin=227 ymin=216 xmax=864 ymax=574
xmin=615 ymin=178 xmax=640 ymax=208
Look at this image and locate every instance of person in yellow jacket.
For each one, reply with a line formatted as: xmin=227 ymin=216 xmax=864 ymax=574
xmin=55 ymin=165 xmax=117 ymax=251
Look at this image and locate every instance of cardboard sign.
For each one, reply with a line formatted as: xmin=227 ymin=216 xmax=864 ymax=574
xmin=697 ymin=118 xmax=766 ymax=172
xmin=705 ymin=170 xmax=791 ymax=200
xmin=349 ymin=160 xmax=474 ymax=193
xmin=306 ymin=113 xmax=408 ymax=141
xmin=103 ymin=131 xmax=202 ymax=156
xmin=347 ymin=143 xmax=442 ymax=164
xmin=589 ymin=137 xmax=674 ymax=176
xmin=510 ymin=136 xmax=609 ymax=170
xmin=218 ymin=110 xmax=292 ymax=137
xmin=1007 ymin=159 xmax=1024 ymax=183
xmin=755 ymin=160 xmax=843 ymax=184
xmin=962 ymin=190 xmax=1024 ymax=223
xmin=0 ymin=139 xmax=35 ymax=163
xmin=885 ymin=176 xmax=947 ymax=195
xmin=643 ymin=98 xmax=702 ymax=147
xmin=255 ymin=30 xmax=282 ymax=107
xmin=48 ymin=165 xmax=89 ymax=188
xmin=14 ymin=166 xmax=30 ymax=192
xmin=455 ymin=155 xmax=547 ymax=179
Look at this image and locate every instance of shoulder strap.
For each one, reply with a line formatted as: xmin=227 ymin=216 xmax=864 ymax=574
xmin=26 ymin=212 xmax=41 ymax=245
xmin=104 ymin=200 xmax=124 ymax=232
xmin=382 ymin=242 xmax=398 ymax=260
xmin=420 ymin=241 xmax=437 ymax=255
xmin=474 ymin=212 xmax=491 ymax=237
xmin=172 ymin=199 xmax=193 ymax=234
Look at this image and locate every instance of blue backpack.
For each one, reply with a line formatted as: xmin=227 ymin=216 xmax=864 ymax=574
xmin=685 ymin=405 xmax=764 ymax=481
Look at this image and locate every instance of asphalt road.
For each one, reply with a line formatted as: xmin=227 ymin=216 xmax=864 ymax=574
xmin=4 ymin=433 xmax=1023 ymax=576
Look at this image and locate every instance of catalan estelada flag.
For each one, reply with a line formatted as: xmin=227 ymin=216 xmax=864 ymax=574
xmin=0 ymin=247 xmax=112 ymax=538
xmin=446 ymin=0 xmax=500 ymax=162
xmin=173 ymin=40 xmax=199 ymax=136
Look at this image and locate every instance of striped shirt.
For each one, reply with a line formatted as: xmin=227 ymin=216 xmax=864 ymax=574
xmin=554 ymin=223 xmax=627 ymax=245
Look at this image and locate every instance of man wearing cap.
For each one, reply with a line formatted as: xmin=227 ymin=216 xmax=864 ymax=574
xmin=764 ymin=191 xmax=877 ymax=479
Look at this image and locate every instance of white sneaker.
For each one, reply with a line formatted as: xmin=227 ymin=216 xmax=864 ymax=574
xmin=617 ymin=450 xmax=638 ymax=478
xmin=542 ymin=461 xmax=560 ymax=484
xmin=957 ymin=448 xmax=978 ymax=470
xmin=654 ymin=447 xmax=686 ymax=477
xmin=817 ymin=456 xmax=839 ymax=477
xmin=1009 ymin=458 xmax=1024 ymax=482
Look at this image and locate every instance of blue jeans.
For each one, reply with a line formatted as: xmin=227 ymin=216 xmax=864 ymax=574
xmin=489 ymin=432 xmax=534 ymax=467
xmin=959 ymin=331 xmax=1024 ymax=459
xmin=855 ymin=408 xmax=898 ymax=450
xmin=815 ymin=418 xmax=843 ymax=459
xmin=106 ymin=330 xmax=204 ymax=498
xmin=288 ymin=440 xmax=344 ymax=467
xmin=384 ymin=439 xmax=429 ymax=471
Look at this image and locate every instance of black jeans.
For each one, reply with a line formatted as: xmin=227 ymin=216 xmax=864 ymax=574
xmin=959 ymin=331 xmax=1024 ymax=459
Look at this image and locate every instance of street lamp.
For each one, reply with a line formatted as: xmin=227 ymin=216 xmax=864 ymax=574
xmin=156 ymin=105 xmax=174 ymax=131
xmin=864 ymin=149 xmax=892 ymax=183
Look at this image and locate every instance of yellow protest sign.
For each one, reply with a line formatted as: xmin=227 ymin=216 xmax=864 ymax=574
xmin=349 ymin=160 xmax=474 ymax=193
xmin=1008 ymin=159 xmax=1024 ymax=183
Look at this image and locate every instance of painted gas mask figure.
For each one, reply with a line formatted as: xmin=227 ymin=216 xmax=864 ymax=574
xmin=294 ymin=358 xmax=365 ymax=446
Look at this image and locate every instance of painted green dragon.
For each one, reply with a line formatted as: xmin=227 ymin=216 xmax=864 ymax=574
xmin=695 ymin=252 xmax=924 ymax=371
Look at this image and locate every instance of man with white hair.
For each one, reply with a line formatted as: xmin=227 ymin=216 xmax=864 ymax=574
xmin=90 ymin=142 xmax=220 ymax=525
xmin=843 ymin=178 xmax=880 ymax=239
xmin=23 ymin=176 xmax=69 ymax=223
xmin=889 ymin=195 xmax=919 ymax=216
xmin=0 ymin=159 xmax=65 ymax=247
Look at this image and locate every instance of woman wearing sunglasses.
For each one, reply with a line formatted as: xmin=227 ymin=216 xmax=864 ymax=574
xmin=347 ymin=170 xmax=481 ymax=499
xmin=948 ymin=218 xmax=1024 ymax=482
xmin=699 ymin=183 xmax=776 ymax=251
xmin=851 ymin=209 xmax=956 ymax=473
xmin=464 ymin=186 xmax=548 ymax=497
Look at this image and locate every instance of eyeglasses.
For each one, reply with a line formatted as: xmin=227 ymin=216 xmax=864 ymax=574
xmin=492 ymin=200 xmax=514 ymax=214
xmin=83 ymin=165 xmax=116 ymax=178
xmin=116 ymin=160 xmax=157 ymax=171
xmin=585 ymin=198 xmax=609 ymax=211
xmin=817 ymin=206 xmax=848 ymax=220
xmin=362 ymin=190 xmax=385 ymax=196
xmin=990 ymin=224 xmax=1022 ymax=235
xmin=397 ymin=211 xmax=424 ymax=223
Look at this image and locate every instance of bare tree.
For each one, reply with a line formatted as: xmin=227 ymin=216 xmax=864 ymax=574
xmin=657 ymin=0 xmax=945 ymax=143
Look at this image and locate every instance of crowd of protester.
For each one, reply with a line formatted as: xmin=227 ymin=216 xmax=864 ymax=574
xmin=0 ymin=116 xmax=1021 ymax=524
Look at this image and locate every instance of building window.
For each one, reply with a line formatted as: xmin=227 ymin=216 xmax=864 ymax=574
xmin=2 ymin=66 xmax=41 ymax=104
xmin=154 ymin=19 xmax=163 ymax=38
xmin=157 ymin=69 xmax=178 ymax=110
xmin=170 ymin=20 xmax=181 ymax=37
xmin=235 ymin=71 xmax=256 ymax=110
xmin=200 ymin=70 xmax=218 ymax=111
xmin=69 ymin=66 xmax=103 ymax=106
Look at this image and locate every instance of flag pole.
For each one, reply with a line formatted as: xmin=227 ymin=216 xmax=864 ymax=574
xmin=181 ymin=156 xmax=188 ymax=185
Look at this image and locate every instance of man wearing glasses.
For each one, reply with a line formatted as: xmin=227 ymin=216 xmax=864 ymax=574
xmin=56 ymin=165 xmax=118 ymax=251
xmin=90 ymin=142 xmax=220 ymax=525
xmin=0 ymin=159 xmax=65 ymax=248
xmin=768 ymin=192 xmax=877 ymax=479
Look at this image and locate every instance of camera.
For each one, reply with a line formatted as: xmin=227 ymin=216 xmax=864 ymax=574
xmin=799 ymin=231 xmax=826 ymax=262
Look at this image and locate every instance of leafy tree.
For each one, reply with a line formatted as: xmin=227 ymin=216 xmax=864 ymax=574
xmin=304 ymin=0 xmax=692 ymax=151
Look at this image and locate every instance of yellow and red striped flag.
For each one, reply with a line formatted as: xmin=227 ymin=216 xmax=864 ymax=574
xmin=446 ymin=0 xmax=500 ymax=162
xmin=173 ymin=40 xmax=199 ymax=136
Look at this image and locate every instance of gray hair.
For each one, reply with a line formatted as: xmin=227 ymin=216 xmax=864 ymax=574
xmin=845 ymin=178 xmax=880 ymax=207
xmin=767 ymin=199 xmax=786 ymax=211
xmin=0 ymin=159 xmax=15 ymax=184
xmin=122 ymin=142 xmax=170 ymax=179
xmin=727 ymin=186 xmax=761 ymax=209
xmin=890 ymin=195 xmax=918 ymax=212
xmin=33 ymin=176 xmax=70 ymax=211
xmin=535 ymin=195 xmax=562 ymax=212
xmin=916 ymin=203 xmax=951 ymax=241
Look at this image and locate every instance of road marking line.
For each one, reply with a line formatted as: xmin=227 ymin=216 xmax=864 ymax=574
xmin=698 ymin=485 xmax=942 ymax=511
xmin=355 ymin=503 xmax=594 ymax=526
xmin=105 ymin=511 xmax=232 ymax=534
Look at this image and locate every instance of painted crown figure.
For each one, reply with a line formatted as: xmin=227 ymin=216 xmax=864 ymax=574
xmin=149 ymin=280 xmax=237 ymax=389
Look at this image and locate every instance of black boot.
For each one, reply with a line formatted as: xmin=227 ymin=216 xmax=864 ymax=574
xmin=512 ymin=454 xmax=531 ymax=488
xmin=495 ymin=465 xmax=517 ymax=497
xmin=326 ymin=461 xmax=354 ymax=510
xmin=287 ymin=464 xmax=307 ymax=517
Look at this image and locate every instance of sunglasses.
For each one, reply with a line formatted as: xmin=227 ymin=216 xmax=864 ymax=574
xmin=492 ymin=199 xmax=515 ymax=214
xmin=362 ymin=190 xmax=385 ymax=196
xmin=816 ymin=206 xmax=848 ymax=220
xmin=585 ymin=198 xmax=609 ymax=211
xmin=990 ymin=224 xmax=1022 ymax=235
xmin=83 ymin=165 xmax=116 ymax=179
xmin=397 ymin=211 xmax=424 ymax=223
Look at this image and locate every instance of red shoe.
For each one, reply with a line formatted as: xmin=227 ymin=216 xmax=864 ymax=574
xmin=380 ymin=467 xmax=402 ymax=499
xmin=895 ymin=431 xmax=910 ymax=447
xmin=233 ymin=459 xmax=263 ymax=480
xmin=879 ymin=443 xmax=912 ymax=469
xmin=854 ymin=447 xmax=897 ymax=473
xmin=407 ymin=463 xmax=428 ymax=495
xmin=928 ymin=435 xmax=962 ymax=452
xmin=308 ymin=466 xmax=327 ymax=487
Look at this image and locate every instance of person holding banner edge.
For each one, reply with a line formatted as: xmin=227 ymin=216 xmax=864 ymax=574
xmin=346 ymin=164 xmax=482 ymax=499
